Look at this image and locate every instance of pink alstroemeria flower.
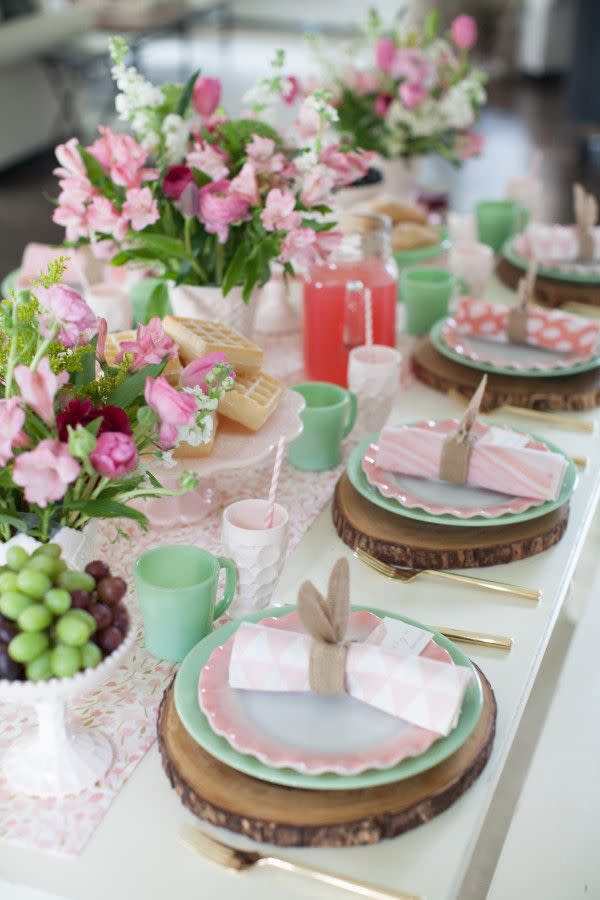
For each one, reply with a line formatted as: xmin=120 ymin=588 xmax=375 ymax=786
xmin=0 ymin=398 xmax=28 ymax=467
xmin=399 ymin=81 xmax=428 ymax=109
xmin=144 ymin=376 xmax=197 ymax=449
xmin=261 ymin=188 xmax=301 ymax=231
xmin=87 ymin=126 xmax=157 ymax=188
xmin=116 ymin=317 xmax=178 ymax=370
xmin=86 ymin=196 xmax=128 ymax=241
xmin=300 ymin=166 xmax=336 ymax=207
xmin=245 ymin=135 xmax=285 ymax=175
xmin=187 ymin=142 xmax=229 ymax=181
xmin=12 ymin=440 xmax=80 ymax=508
xmin=52 ymin=205 xmax=88 ymax=242
xmin=295 ymin=102 xmax=321 ymax=140
xmin=35 ymin=285 xmax=97 ymax=348
xmin=57 ymin=175 xmax=95 ymax=212
xmin=454 ymin=130 xmax=485 ymax=160
xmin=193 ymin=76 xmax=222 ymax=118
xmin=122 ymin=187 xmax=160 ymax=231
xmin=451 ymin=14 xmax=478 ymax=50
xmin=320 ymin=145 xmax=373 ymax=187
xmin=198 ymin=179 xmax=249 ymax=244
xmin=391 ymin=49 xmax=431 ymax=84
xmin=375 ymin=37 xmax=397 ymax=73
xmin=53 ymin=138 xmax=86 ymax=180
xmin=14 ymin=357 xmax=69 ymax=425
xmin=230 ymin=161 xmax=259 ymax=205
xmin=90 ymin=432 xmax=138 ymax=478
xmin=181 ymin=352 xmax=230 ymax=391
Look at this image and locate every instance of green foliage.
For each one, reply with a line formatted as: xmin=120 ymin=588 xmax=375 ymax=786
xmin=336 ymin=87 xmax=388 ymax=156
xmin=106 ymin=359 xmax=166 ymax=408
xmin=177 ymin=69 xmax=200 ymax=117
xmin=131 ymin=278 xmax=172 ymax=326
xmin=62 ymin=498 xmax=149 ymax=530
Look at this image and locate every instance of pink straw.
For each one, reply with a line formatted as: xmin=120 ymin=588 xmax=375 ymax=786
xmin=265 ymin=436 xmax=285 ymax=528
xmin=364 ymin=287 xmax=373 ymax=346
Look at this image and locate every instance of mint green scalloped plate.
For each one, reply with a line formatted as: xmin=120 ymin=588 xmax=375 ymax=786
xmin=503 ymin=237 xmax=600 ymax=285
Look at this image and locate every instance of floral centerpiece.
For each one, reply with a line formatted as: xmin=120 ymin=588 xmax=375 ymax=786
xmin=310 ymin=9 xmax=486 ymax=190
xmin=0 ymin=259 xmax=235 ymax=548
xmin=51 ymin=40 xmax=372 ymax=330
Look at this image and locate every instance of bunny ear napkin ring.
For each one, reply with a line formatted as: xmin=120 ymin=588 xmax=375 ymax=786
xmin=297 ymin=558 xmax=351 ymax=696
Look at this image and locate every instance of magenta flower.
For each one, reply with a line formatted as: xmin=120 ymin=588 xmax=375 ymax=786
xmin=144 ymin=376 xmax=197 ymax=449
xmin=116 ymin=317 xmax=178 ymax=370
xmin=261 ymin=188 xmax=301 ymax=231
xmin=0 ymin=399 xmax=28 ymax=467
xmin=90 ymin=432 xmax=137 ymax=478
xmin=320 ymin=145 xmax=373 ymax=187
xmin=13 ymin=440 xmax=80 ymax=508
xmin=193 ymin=76 xmax=222 ymax=118
xmin=281 ymin=75 xmax=300 ymax=105
xmin=87 ymin=126 xmax=157 ymax=188
xmin=86 ymin=196 xmax=128 ymax=241
xmin=230 ymin=161 xmax=259 ymax=205
xmin=198 ymin=179 xmax=249 ymax=244
xmin=390 ymin=49 xmax=431 ymax=84
xmin=375 ymin=37 xmax=396 ymax=72
xmin=301 ymin=166 xmax=336 ymax=207
xmin=399 ymin=81 xmax=428 ymax=109
xmin=122 ymin=187 xmax=160 ymax=231
xmin=163 ymin=165 xmax=194 ymax=200
xmin=375 ymin=93 xmax=393 ymax=117
xmin=14 ymin=357 xmax=69 ymax=424
xmin=181 ymin=352 xmax=230 ymax=391
xmin=35 ymin=284 xmax=97 ymax=348
xmin=451 ymin=14 xmax=478 ymax=50
xmin=187 ymin=142 xmax=229 ymax=180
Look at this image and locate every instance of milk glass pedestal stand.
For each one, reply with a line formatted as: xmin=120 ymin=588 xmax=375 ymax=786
xmin=0 ymin=627 xmax=136 ymax=797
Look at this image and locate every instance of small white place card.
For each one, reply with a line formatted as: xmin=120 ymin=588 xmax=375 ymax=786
xmin=366 ymin=617 xmax=432 ymax=657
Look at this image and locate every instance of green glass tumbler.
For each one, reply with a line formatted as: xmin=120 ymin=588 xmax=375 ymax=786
xmin=288 ymin=382 xmax=357 ymax=471
xmin=475 ymin=200 xmax=529 ymax=253
xmin=134 ymin=545 xmax=236 ymax=662
xmin=401 ymin=267 xmax=456 ymax=337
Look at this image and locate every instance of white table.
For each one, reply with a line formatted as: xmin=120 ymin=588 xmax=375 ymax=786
xmin=1 ymin=376 xmax=599 ymax=900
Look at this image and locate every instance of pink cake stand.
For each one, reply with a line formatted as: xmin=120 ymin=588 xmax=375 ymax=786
xmin=136 ymin=390 xmax=305 ymax=527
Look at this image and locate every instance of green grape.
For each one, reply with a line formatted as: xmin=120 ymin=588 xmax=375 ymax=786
xmin=16 ymin=569 xmax=52 ymax=600
xmin=81 ymin=641 xmax=102 ymax=670
xmin=52 ymin=559 xmax=68 ymax=577
xmin=67 ymin=609 xmax=97 ymax=631
xmin=58 ymin=571 xmax=95 ymax=593
xmin=44 ymin=588 xmax=71 ymax=616
xmin=50 ymin=644 xmax=81 ymax=678
xmin=25 ymin=555 xmax=57 ymax=577
xmin=55 ymin=611 xmax=95 ymax=647
xmin=0 ymin=572 xmax=19 ymax=593
xmin=33 ymin=543 xmax=62 ymax=559
xmin=8 ymin=631 xmax=49 ymax=663
xmin=6 ymin=546 xmax=29 ymax=572
xmin=0 ymin=590 xmax=33 ymax=620
xmin=26 ymin=651 xmax=53 ymax=681
xmin=17 ymin=603 xmax=53 ymax=632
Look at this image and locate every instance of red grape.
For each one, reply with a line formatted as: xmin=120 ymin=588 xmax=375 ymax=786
xmin=112 ymin=604 xmax=129 ymax=634
xmin=71 ymin=590 xmax=92 ymax=610
xmin=85 ymin=560 xmax=111 ymax=583
xmin=0 ymin=643 xmax=24 ymax=680
xmin=97 ymin=577 xmax=127 ymax=606
xmin=98 ymin=626 xmax=123 ymax=654
xmin=0 ymin=620 xmax=18 ymax=644
xmin=90 ymin=603 xmax=113 ymax=631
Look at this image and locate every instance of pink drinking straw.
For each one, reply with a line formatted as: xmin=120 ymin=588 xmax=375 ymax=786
xmin=364 ymin=287 xmax=373 ymax=347
xmin=265 ymin=436 xmax=285 ymax=528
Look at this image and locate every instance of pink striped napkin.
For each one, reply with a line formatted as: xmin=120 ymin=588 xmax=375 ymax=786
xmin=228 ymin=621 xmax=472 ymax=736
xmin=376 ymin=424 xmax=567 ymax=501
xmin=453 ymin=297 xmax=600 ymax=356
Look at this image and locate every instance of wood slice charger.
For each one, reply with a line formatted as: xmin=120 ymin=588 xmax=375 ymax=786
xmin=497 ymin=256 xmax=600 ymax=309
xmin=333 ymin=473 xmax=568 ymax=570
xmin=412 ymin=335 xmax=600 ymax=412
xmin=158 ymin=672 xmax=496 ymax=847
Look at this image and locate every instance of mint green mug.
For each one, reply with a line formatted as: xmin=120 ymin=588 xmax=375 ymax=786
xmin=134 ymin=545 xmax=236 ymax=662
xmin=288 ymin=382 xmax=357 ymax=471
xmin=401 ymin=266 xmax=457 ymax=337
xmin=475 ymin=200 xmax=529 ymax=253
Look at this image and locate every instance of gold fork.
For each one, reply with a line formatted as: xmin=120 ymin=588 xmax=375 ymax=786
xmin=449 ymin=388 xmax=594 ymax=434
xmin=354 ymin=547 xmax=540 ymax=602
xmin=181 ymin=826 xmax=422 ymax=900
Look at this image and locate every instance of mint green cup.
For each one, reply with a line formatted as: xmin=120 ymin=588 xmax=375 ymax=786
xmin=475 ymin=200 xmax=529 ymax=253
xmin=288 ymin=382 xmax=357 ymax=471
xmin=134 ymin=545 xmax=236 ymax=662
xmin=401 ymin=267 xmax=456 ymax=337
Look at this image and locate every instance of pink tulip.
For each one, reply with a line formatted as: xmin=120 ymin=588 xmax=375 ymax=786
xmin=193 ymin=76 xmax=222 ymax=118
xmin=86 ymin=196 xmax=128 ymax=241
xmin=375 ymin=37 xmax=396 ymax=73
xmin=198 ymin=179 xmax=249 ymax=244
xmin=245 ymin=135 xmax=285 ymax=175
xmin=13 ymin=439 xmax=80 ymax=508
xmin=54 ymin=138 xmax=86 ymax=180
xmin=261 ymin=188 xmax=301 ymax=231
xmin=230 ymin=161 xmax=259 ymax=205
xmin=375 ymin=93 xmax=393 ymax=117
xmin=352 ymin=69 xmax=380 ymax=96
xmin=300 ymin=166 xmax=336 ymax=207
xmin=187 ymin=142 xmax=229 ymax=180
xmin=14 ymin=357 xmax=69 ymax=424
xmin=0 ymin=398 xmax=28 ymax=467
xmin=90 ymin=432 xmax=137 ymax=477
xmin=177 ymin=182 xmax=200 ymax=218
xmin=35 ymin=284 xmax=97 ymax=348
xmin=52 ymin=204 xmax=88 ymax=242
xmin=96 ymin=317 xmax=108 ymax=362
xmin=163 ymin=165 xmax=194 ymax=200
xmin=144 ymin=376 xmax=198 ymax=449
xmin=390 ymin=48 xmax=431 ymax=84
xmin=116 ymin=317 xmax=178 ymax=370
xmin=451 ymin=14 xmax=477 ymax=50
xmin=181 ymin=352 xmax=230 ymax=391
xmin=320 ymin=144 xmax=373 ymax=187
xmin=399 ymin=81 xmax=428 ymax=109
xmin=122 ymin=187 xmax=160 ymax=231
xmin=281 ymin=75 xmax=300 ymax=105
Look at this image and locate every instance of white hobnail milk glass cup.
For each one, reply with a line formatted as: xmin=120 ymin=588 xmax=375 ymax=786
xmin=447 ymin=212 xmax=476 ymax=244
xmin=449 ymin=241 xmax=495 ymax=298
xmin=222 ymin=499 xmax=289 ymax=617
xmin=348 ymin=344 xmax=402 ymax=435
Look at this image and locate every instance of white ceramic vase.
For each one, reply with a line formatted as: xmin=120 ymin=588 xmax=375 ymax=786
xmin=0 ymin=522 xmax=98 ymax=571
xmin=254 ymin=265 xmax=301 ymax=337
xmin=169 ymin=283 xmax=256 ymax=337
xmin=83 ymin=283 xmax=133 ymax=333
xmin=377 ymin=156 xmax=423 ymax=201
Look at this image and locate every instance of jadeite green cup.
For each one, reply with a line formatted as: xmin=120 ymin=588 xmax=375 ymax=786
xmin=475 ymin=200 xmax=530 ymax=253
xmin=288 ymin=382 xmax=357 ymax=471
xmin=401 ymin=267 xmax=456 ymax=337
xmin=134 ymin=545 xmax=236 ymax=662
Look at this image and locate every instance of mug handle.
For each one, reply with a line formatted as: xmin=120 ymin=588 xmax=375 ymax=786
xmin=343 ymin=390 xmax=358 ymax=438
xmin=214 ymin=556 xmax=237 ymax=619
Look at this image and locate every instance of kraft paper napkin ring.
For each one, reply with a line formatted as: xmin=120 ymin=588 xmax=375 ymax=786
xmin=439 ymin=375 xmax=487 ymax=485
xmin=574 ymin=183 xmax=598 ymax=261
xmin=297 ymin=558 xmax=350 ymax=696
xmin=507 ymin=257 xmax=537 ymax=344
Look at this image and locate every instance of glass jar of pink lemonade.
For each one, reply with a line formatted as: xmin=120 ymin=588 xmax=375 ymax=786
xmin=303 ymin=214 xmax=398 ymax=386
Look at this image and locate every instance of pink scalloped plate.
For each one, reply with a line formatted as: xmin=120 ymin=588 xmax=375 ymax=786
xmin=362 ymin=420 xmax=548 ymax=519
xmin=441 ymin=316 xmax=594 ymax=372
xmin=199 ymin=610 xmax=453 ymax=775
